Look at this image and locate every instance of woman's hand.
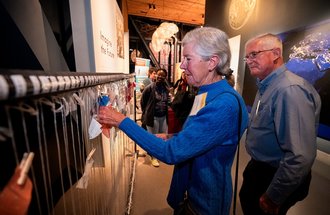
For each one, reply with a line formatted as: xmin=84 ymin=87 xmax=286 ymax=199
xmin=155 ymin=133 xmax=173 ymax=140
xmin=97 ymin=106 xmax=126 ymax=128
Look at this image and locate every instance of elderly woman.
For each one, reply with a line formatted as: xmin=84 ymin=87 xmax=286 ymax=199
xmin=98 ymin=27 xmax=248 ymax=215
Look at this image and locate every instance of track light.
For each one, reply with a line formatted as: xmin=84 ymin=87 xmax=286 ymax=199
xmin=149 ymin=3 xmax=156 ymax=10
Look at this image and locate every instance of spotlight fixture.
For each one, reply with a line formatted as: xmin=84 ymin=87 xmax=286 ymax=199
xmin=149 ymin=3 xmax=156 ymax=10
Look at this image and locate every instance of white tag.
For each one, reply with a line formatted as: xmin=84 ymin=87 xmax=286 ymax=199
xmin=189 ymin=92 xmax=207 ymax=116
xmin=10 ymin=75 xmax=27 ymax=97
xmin=49 ymin=76 xmax=58 ymax=92
xmin=76 ymin=158 xmax=94 ymax=189
xmin=57 ymin=76 xmax=65 ymax=91
xmin=88 ymin=117 xmax=102 ymax=139
xmin=39 ymin=76 xmax=51 ymax=93
xmin=29 ymin=76 xmax=41 ymax=94
xmin=64 ymin=76 xmax=71 ymax=90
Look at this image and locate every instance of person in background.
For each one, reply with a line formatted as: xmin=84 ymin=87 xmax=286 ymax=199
xmin=97 ymin=27 xmax=248 ymax=214
xmin=140 ymin=68 xmax=170 ymax=167
xmin=140 ymin=67 xmax=157 ymax=130
xmin=140 ymin=66 xmax=157 ymax=92
xmin=170 ymin=72 xmax=197 ymax=125
xmin=239 ymin=33 xmax=321 ymax=215
xmin=172 ymin=72 xmax=188 ymax=93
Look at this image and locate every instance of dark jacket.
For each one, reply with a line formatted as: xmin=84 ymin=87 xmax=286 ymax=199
xmin=140 ymin=82 xmax=168 ymax=127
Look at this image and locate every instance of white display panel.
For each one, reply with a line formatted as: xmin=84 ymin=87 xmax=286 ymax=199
xmin=71 ymin=0 xmax=126 ymax=73
xmin=229 ymin=35 xmax=241 ymax=90
xmin=91 ymin=0 xmax=125 ymax=73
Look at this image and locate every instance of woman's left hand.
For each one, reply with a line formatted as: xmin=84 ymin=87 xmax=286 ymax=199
xmin=97 ymin=106 xmax=126 ymax=128
xmin=155 ymin=133 xmax=173 ymax=140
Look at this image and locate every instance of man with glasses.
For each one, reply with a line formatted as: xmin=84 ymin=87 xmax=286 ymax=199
xmin=240 ymin=33 xmax=321 ymax=215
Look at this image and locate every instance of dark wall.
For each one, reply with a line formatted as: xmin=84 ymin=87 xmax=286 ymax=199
xmin=0 ymin=3 xmax=42 ymax=70
xmin=204 ymin=0 xmax=330 ymax=139
xmin=205 ymin=0 xmax=330 ymax=39
xmin=0 ymin=0 xmax=75 ymax=71
xmin=204 ymin=0 xmax=330 ymax=90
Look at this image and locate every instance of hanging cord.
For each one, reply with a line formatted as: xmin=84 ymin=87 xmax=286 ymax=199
xmin=207 ymin=91 xmax=243 ymax=215
xmin=38 ymin=98 xmax=56 ymax=214
xmin=233 ymin=96 xmax=242 ymax=215
xmin=11 ymin=102 xmax=43 ymax=214
xmin=126 ymin=151 xmax=138 ymax=215
xmin=0 ymin=127 xmax=12 ymax=142
xmin=34 ymin=100 xmax=52 ymax=214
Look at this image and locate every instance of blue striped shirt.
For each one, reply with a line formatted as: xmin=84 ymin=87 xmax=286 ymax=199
xmin=245 ymin=65 xmax=321 ymax=204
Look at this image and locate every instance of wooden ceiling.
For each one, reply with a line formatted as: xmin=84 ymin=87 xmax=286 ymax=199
xmin=126 ymin=0 xmax=206 ymax=26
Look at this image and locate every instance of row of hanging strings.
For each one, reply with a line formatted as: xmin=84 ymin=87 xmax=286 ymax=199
xmin=0 ymin=78 xmax=135 ymax=215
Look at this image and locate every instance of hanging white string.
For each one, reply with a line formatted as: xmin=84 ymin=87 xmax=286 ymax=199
xmin=38 ymin=98 xmax=56 ymax=215
xmin=68 ymin=93 xmax=83 ymax=213
xmin=126 ymin=150 xmax=138 ymax=215
xmin=34 ymin=100 xmax=52 ymax=214
xmin=59 ymin=96 xmax=77 ymax=215
xmin=15 ymin=103 xmax=42 ymax=214
xmin=51 ymin=96 xmax=68 ymax=215
xmin=2 ymin=76 xmax=136 ymax=215
xmin=0 ymin=127 xmax=11 ymax=142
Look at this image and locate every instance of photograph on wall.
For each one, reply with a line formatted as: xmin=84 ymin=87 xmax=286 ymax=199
xmin=116 ymin=3 xmax=124 ymax=59
xmin=242 ymin=19 xmax=330 ymax=140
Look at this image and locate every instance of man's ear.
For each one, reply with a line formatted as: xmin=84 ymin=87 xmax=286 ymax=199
xmin=208 ymin=55 xmax=220 ymax=71
xmin=272 ymin=48 xmax=282 ymax=64
xmin=272 ymin=48 xmax=281 ymax=59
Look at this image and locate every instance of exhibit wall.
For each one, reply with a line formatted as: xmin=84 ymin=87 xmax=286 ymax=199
xmin=70 ymin=0 xmax=127 ymax=74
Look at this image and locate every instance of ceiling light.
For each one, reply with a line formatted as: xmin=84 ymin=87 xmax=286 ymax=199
xmin=151 ymin=22 xmax=179 ymax=52
xmin=149 ymin=4 xmax=156 ymax=10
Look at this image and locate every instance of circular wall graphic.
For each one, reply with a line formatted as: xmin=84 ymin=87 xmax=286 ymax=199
xmin=229 ymin=0 xmax=257 ymax=30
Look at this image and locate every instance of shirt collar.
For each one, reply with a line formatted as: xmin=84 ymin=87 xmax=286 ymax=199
xmin=257 ymin=65 xmax=286 ymax=95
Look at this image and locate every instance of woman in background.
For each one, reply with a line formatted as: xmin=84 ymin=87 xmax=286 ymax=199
xmin=140 ymin=68 xmax=170 ymax=167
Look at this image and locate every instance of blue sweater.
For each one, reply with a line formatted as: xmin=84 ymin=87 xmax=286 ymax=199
xmin=119 ymin=80 xmax=248 ymax=214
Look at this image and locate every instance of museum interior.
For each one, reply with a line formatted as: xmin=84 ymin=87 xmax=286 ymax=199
xmin=0 ymin=0 xmax=329 ymax=214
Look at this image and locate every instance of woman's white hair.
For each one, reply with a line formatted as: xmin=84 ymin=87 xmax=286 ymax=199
xmin=182 ymin=27 xmax=232 ymax=76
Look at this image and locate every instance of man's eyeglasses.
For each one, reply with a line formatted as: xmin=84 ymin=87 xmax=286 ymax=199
xmin=244 ymin=49 xmax=274 ymax=61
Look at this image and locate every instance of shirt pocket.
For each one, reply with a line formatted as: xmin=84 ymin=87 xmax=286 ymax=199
xmin=250 ymin=103 xmax=272 ymax=128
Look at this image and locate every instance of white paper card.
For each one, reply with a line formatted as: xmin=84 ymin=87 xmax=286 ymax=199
xmin=88 ymin=117 xmax=102 ymax=139
xmin=189 ymin=92 xmax=207 ymax=116
xmin=76 ymin=158 xmax=94 ymax=189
